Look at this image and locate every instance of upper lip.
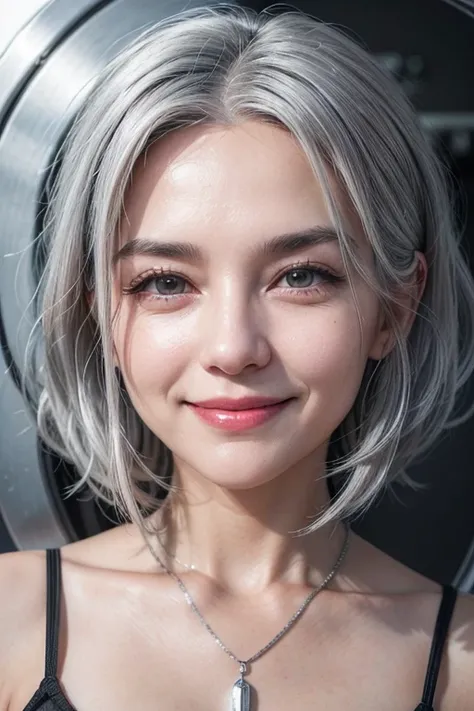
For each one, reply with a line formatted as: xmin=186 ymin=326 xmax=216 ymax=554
xmin=187 ymin=396 xmax=292 ymax=410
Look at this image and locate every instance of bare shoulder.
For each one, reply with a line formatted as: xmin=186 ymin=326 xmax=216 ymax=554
xmin=0 ymin=549 xmax=48 ymax=654
xmin=382 ymin=548 xmax=474 ymax=710
xmin=441 ymin=589 xmax=474 ymax=710
xmin=0 ymin=549 xmax=48 ymax=699
xmin=55 ymin=521 xmax=150 ymax=572
xmin=340 ymin=531 xmax=474 ymax=708
xmin=0 ymin=525 xmax=145 ymax=709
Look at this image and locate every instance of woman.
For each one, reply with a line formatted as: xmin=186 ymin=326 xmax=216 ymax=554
xmin=1 ymin=4 xmax=473 ymax=710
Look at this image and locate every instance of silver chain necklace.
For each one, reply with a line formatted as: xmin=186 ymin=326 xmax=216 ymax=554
xmin=148 ymin=521 xmax=351 ymax=711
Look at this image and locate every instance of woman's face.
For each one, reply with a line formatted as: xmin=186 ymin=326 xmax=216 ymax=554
xmin=111 ymin=121 xmax=388 ymax=490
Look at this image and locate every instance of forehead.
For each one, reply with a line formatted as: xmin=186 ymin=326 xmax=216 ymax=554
xmin=119 ymin=121 xmax=365 ymax=258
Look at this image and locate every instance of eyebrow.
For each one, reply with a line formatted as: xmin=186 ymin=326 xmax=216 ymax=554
xmin=112 ymin=225 xmax=357 ymax=267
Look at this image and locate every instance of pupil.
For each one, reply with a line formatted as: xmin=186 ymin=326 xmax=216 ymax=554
xmin=288 ymin=269 xmax=312 ymax=288
xmin=158 ymin=276 xmax=182 ymax=294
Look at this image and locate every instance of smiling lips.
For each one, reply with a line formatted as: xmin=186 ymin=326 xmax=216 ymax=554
xmin=185 ymin=396 xmax=295 ymax=431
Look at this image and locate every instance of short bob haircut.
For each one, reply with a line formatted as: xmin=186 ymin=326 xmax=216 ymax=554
xmin=22 ymin=4 xmax=474 ymax=545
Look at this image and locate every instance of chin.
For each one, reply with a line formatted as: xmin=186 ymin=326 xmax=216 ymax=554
xmin=173 ymin=457 xmax=284 ymax=491
xmin=196 ymin=464 xmax=287 ymax=491
xmin=212 ymin=477 xmax=276 ymax=491
xmin=170 ymin=441 xmax=312 ymax=491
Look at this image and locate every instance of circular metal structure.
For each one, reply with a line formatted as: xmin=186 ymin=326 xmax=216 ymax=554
xmin=0 ymin=0 xmax=219 ymax=551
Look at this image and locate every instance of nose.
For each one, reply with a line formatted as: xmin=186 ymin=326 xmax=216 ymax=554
xmin=198 ymin=287 xmax=272 ymax=375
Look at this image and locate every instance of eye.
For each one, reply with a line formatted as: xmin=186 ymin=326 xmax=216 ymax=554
xmin=279 ymin=267 xmax=319 ymax=288
xmin=148 ymin=273 xmax=187 ymax=296
xmin=122 ymin=261 xmax=346 ymax=304
xmin=122 ymin=268 xmax=192 ymax=300
xmin=273 ymin=262 xmax=345 ymax=295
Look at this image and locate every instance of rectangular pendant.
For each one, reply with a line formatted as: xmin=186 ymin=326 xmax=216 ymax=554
xmin=231 ymin=678 xmax=251 ymax=711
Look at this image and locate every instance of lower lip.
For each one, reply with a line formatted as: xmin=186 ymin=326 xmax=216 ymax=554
xmin=185 ymin=399 xmax=294 ymax=431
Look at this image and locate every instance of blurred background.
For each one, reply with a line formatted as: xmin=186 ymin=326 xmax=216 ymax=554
xmin=1 ymin=0 xmax=474 ymax=592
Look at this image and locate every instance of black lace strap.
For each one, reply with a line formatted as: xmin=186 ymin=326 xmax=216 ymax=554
xmin=45 ymin=548 xmax=62 ymax=678
xmin=416 ymin=584 xmax=458 ymax=710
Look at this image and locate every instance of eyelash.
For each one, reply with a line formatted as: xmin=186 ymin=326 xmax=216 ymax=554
xmin=122 ymin=259 xmax=345 ymax=303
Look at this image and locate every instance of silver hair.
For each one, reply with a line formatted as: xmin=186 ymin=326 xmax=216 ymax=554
xmin=22 ymin=4 xmax=474 ymax=543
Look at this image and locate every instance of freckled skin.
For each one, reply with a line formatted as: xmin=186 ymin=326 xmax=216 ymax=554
xmin=112 ymin=121 xmax=396 ymax=498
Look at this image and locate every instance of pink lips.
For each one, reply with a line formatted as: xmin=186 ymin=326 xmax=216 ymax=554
xmin=185 ymin=397 xmax=294 ymax=432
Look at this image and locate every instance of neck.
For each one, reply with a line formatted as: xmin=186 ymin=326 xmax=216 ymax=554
xmin=148 ymin=454 xmax=349 ymax=595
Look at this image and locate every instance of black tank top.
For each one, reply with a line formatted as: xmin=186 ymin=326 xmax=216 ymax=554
xmin=21 ymin=548 xmax=458 ymax=711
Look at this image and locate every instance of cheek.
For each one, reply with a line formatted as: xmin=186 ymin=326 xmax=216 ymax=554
xmin=282 ymin=302 xmax=377 ymax=404
xmin=295 ymin=320 xmax=359 ymax=359
xmin=113 ymin=309 xmax=193 ymax=397
xmin=114 ymin=292 xmax=379 ymax=420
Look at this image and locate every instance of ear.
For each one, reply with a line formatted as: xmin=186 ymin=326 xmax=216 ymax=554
xmin=368 ymin=251 xmax=428 ymax=361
